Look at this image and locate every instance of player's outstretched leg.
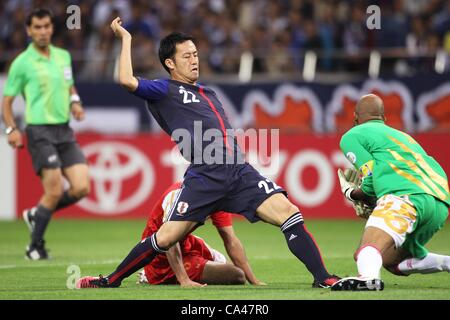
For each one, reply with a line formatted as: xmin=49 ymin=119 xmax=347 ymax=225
xmin=392 ymin=253 xmax=450 ymax=275
xmin=77 ymin=220 xmax=195 ymax=288
xmin=281 ymin=213 xmax=340 ymax=288
xmin=256 ymin=194 xmax=340 ymax=288
xmin=77 ymin=233 xmax=166 ymax=288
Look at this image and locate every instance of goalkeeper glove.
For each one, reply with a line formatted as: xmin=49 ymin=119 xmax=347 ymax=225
xmin=344 ymin=167 xmax=361 ymax=185
xmin=337 ymin=168 xmax=359 ymax=201
xmin=353 ymin=201 xmax=374 ymax=219
xmin=338 ymin=168 xmax=374 ymax=219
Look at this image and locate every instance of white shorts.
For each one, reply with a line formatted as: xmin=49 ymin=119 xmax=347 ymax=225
xmin=366 ymin=194 xmax=418 ymax=248
xmin=196 ymin=235 xmax=227 ymax=264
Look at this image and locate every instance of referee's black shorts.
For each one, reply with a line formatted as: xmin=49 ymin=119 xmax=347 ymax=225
xmin=25 ymin=123 xmax=86 ymax=175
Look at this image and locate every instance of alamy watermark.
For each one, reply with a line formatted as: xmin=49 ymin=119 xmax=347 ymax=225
xmin=64 ymin=5 xmax=380 ymax=31
xmin=66 ymin=5 xmax=81 ymax=30
xmin=366 ymin=5 xmax=381 ymax=30
xmin=66 ymin=264 xmax=81 ymax=289
xmin=168 ymin=121 xmax=281 ymax=174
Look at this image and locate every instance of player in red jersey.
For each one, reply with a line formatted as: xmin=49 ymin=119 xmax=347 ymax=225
xmin=81 ymin=182 xmax=264 ymax=288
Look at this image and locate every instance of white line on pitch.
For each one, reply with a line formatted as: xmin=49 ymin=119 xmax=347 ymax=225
xmin=0 ymin=259 xmax=122 ymax=270
xmin=252 ymin=254 xmax=350 ymax=260
xmin=0 ymin=254 xmax=352 ymax=269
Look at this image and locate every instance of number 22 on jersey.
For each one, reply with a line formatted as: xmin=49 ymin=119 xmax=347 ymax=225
xmin=179 ymin=86 xmax=200 ymax=104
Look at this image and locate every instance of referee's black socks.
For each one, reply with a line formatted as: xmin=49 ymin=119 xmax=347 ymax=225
xmin=32 ymin=204 xmax=53 ymax=246
xmin=31 ymin=192 xmax=80 ymax=246
xmin=281 ymin=212 xmax=330 ymax=283
xmin=54 ymin=191 xmax=80 ymax=211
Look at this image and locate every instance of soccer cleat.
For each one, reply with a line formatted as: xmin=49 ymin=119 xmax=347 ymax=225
xmin=312 ymin=274 xmax=341 ymax=288
xmin=23 ymin=207 xmax=37 ymax=233
xmin=25 ymin=240 xmax=50 ymax=260
xmin=331 ymin=276 xmax=384 ymax=291
xmin=76 ymin=275 xmax=117 ymax=288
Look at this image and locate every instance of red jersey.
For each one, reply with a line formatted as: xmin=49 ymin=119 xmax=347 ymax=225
xmin=141 ymin=182 xmax=233 ymax=240
xmin=141 ymin=182 xmax=233 ymax=284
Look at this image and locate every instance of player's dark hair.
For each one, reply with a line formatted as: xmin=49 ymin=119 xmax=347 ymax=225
xmin=159 ymin=32 xmax=196 ymax=74
xmin=26 ymin=8 xmax=54 ymax=26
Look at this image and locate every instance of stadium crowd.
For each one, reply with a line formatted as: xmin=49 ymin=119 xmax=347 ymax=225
xmin=0 ymin=0 xmax=449 ymax=79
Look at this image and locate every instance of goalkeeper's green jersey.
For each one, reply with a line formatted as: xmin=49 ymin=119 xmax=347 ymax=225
xmin=340 ymin=120 xmax=450 ymax=206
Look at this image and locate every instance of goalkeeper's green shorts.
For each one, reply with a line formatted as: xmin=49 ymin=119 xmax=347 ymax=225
xmin=402 ymin=194 xmax=449 ymax=259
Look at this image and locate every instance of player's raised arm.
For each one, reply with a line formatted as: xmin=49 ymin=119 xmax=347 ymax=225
xmin=110 ymin=17 xmax=138 ymax=92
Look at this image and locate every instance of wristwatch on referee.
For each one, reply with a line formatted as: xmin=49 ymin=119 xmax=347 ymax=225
xmin=5 ymin=126 xmax=16 ymax=135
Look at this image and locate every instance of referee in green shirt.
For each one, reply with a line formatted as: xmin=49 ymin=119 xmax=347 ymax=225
xmin=1 ymin=8 xmax=90 ymax=260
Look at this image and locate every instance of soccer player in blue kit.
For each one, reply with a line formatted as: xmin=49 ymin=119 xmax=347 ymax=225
xmin=77 ymin=17 xmax=340 ymax=289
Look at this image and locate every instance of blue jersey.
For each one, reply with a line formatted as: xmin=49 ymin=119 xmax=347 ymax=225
xmin=133 ymin=79 xmax=244 ymax=164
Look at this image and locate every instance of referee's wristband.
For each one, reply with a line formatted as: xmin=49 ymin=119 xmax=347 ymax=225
xmin=70 ymin=94 xmax=82 ymax=105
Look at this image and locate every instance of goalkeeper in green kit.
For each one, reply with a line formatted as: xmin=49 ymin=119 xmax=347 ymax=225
xmin=331 ymin=94 xmax=450 ymax=291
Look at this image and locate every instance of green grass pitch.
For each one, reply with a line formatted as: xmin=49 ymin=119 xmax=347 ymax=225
xmin=0 ymin=218 xmax=449 ymax=300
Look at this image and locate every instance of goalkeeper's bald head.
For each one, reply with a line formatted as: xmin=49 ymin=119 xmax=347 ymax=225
xmin=354 ymin=94 xmax=386 ymax=125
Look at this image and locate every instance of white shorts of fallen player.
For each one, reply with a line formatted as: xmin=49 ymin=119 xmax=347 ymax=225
xmin=365 ymin=194 xmax=417 ymax=248
xmin=195 ymin=235 xmax=227 ymax=264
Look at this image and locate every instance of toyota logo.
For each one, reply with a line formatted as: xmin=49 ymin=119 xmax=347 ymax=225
xmin=78 ymin=141 xmax=155 ymax=215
